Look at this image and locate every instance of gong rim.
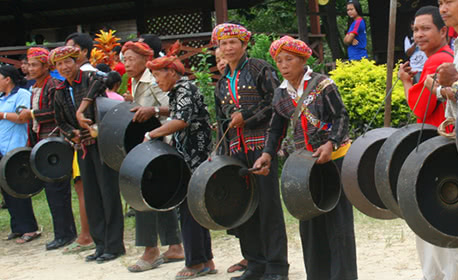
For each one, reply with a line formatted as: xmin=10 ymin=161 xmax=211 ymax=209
xmin=281 ymin=149 xmax=342 ymax=221
xmin=119 ymin=140 xmax=190 ymax=212
xmin=187 ymin=155 xmax=259 ymax=230
xmin=342 ymin=127 xmax=398 ymax=220
xmin=30 ymin=137 xmax=74 ymax=183
xmin=398 ymin=136 xmax=458 ymax=248
xmin=374 ymin=124 xmax=438 ymax=218
xmin=0 ymin=147 xmax=44 ymax=198
xmin=99 ymin=101 xmax=162 ymax=171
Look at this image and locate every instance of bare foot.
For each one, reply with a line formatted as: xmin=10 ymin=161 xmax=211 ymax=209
xmin=176 ymin=263 xmax=206 ymax=278
xmin=75 ymin=235 xmax=93 ymax=246
xmin=141 ymin=246 xmax=160 ymax=263
xmin=163 ymin=244 xmax=184 ymax=259
xmin=227 ymin=259 xmax=248 ymax=273
xmin=205 ymin=259 xmax=216 ymax=271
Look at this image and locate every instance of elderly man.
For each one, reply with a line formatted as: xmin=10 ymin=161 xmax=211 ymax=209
xmin=18 ymin=47 xmax=77 ymax=250
xmin=120 ymin=40 xmax=184 ymax=273
xmin=51 ymin=46 xmax=125 ymax=263
xmin=399 ymin=6 xmax=458 ymax=280
xmin=212 ymin=23 xmax=289 ymax=280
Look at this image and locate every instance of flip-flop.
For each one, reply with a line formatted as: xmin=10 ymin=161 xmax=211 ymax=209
xmin=62 ymin=241 xmax=96 ymax=255
xmin=207 ymin=268 xmax=218 ymax=274
xmin=175 ymin=267 xmax=210 ymax=279
xmin=227 ymin=262 xmax=247 ymax=273
xmin=16 ymin=231 xmax=41 ymax=244
xmin=160 ymin=253 xmax=185 ymax=263
xmin=127 ymin=257 xmax=164 ymax=273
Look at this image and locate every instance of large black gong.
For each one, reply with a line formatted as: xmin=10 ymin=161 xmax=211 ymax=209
xmin=342 ymin=127 xmax=398 ymax=219
xmin=30 ymin=137 xmax=74 ymax=182
xmin=375 ymin=124 xmax=438 ymax=218
xmin=281 ymin=150 xmax=341 ymax=221
xmin=95 ymin=96 xmax=123 ymax=124
xmin=0 ymin=147 xmax=44 ymax=198
xmin=187 ymin=155 xmax=259 ymax=230
xmin=119 ymin=140 xmax=190 ymax=212
xmin=98 ymin=101 xmax=162 ymax=171
xmin=398 ymin=136 xmax=458 ymax=248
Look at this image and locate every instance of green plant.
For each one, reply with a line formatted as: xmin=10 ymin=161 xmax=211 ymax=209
xmin=191 ymin=49 xmax=216 ymax=123
xmin=329 ymin=59 xmax=410 ymax=137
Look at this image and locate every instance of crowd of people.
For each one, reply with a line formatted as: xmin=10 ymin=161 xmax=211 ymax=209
xmin=0 ymin=1 xmax=457 ymax=280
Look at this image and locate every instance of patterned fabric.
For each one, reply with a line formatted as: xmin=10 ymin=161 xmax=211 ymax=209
xmin=27 ymin=47 xmax=49 ymax=64
xmin=28 ymin=76 xmax=61 ymax=146
xmin=211 ymin=23 xmax=251 ymax=46
xmin=263 ymin=71 xmax=350 ymax=158
xmin=168 ymin=77 xmax=212 ymax=171
xmin=269 ymin=36 xmax=312 ymax=60
xmin=121 ymin=41 xmax=154 ymax=60
xmin=48 ymin=46 xmax=80 ymax=66
xmin=215 ymin=55 xmax=280 ymax=155
xmin=147 ymin=41 xmax=185 ymax=75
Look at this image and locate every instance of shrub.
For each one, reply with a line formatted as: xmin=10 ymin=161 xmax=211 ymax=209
xmin=191 ymin=49 xmax=216 ymax=123
xmin=329 ymin=59 xmax=410 ymax=137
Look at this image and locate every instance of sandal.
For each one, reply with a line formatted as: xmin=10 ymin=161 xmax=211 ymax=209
xmin=16 ymin=231 xmax=41 ymax=244
xmin=227 ymin=262 xmax=247 ymax=273
xmin=127 ymin=257 xmax=164 ymax=273
xmin=62 ymin=241 xmax=96 ymax=255
xmin=160 ymin=253 xmax=185 ymax=263
xmin=175 ymin=267 xmax=210 ymax=279
xmin=5 ymin=232 xmax=22 ymax=241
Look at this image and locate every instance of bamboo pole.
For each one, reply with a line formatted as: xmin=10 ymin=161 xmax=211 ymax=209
xmin=384 ymin=0 xmax=397 ymax=127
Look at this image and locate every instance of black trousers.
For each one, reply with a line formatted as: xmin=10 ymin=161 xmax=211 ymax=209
xmin=233 ymin=150 xmax=289 ymax=276
xmin=179 ymin=199 xmax=213 ymax=267
xmin=1 ymin=189 xmax=38 ymax=234
xmin=135 ymin=209 xmax=182 ymax=247
xmin=299 ymin=158 xmax=358 ymax=280
xmin=44 ymin=178 xmax=77 ymax=240
xmin=77 ymin=144 xmax=125 ymax=255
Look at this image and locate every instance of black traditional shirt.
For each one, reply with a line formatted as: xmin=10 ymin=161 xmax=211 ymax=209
xmin=54 ymin=70 xmax=106 ymax=146
xmin=263 ymin=69 xmax=350 ymax=158
xmin=215 ymin=54 xmax=279 ymax=155
xmin=168 ymin=77 xmax=212 ymax=171
xmin=28 ymin=75 xmax=61 ymax=146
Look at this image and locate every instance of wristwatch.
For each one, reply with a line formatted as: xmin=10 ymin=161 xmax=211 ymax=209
xmin=144 ymin=131 xmax=152 ymax=141
xmin=451 ymin=81 xmax=458 ymax=98
xmin=330 ymin=140 xmax=339 ymax=151
xmin=154 ymin=106 xmax=160 ymax=117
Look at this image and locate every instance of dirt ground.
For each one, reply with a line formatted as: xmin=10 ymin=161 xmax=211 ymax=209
xmin=0 ymin=214 xmax=422 ymax=280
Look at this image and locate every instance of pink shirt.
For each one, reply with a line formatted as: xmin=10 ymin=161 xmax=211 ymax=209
xmin=106 ymin=90 xmax=124 ymax=101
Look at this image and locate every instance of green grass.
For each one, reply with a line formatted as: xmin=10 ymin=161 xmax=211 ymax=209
xmin=0 ymin=186 xmax=403 ymax=246
xmin=0 ymin=189 xmax=137 ymax=236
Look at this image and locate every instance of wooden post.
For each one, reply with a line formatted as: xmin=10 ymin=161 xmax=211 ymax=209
xmin=215 ymin=0 xmax=228 ymax=24
xmin=12 ymin=0 xmax=27 ymax=45
xmin=135 ymin=0 xmax=147 ymax=35
xmin=322 ymin=0 xmax=344 ymax=60
xmin=308 ymin=0 xmax=323 ymax=61
xmin=296 ymin=0 xmax=309 ymax=42
xmin=384 ymin=0 xmax=397 ymax=127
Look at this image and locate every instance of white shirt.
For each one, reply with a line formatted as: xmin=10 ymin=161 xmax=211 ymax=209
xmin=404 ymin=36 xmax=427 ymax=73
xmin=279 ymin=66 xmax=313 ymax=100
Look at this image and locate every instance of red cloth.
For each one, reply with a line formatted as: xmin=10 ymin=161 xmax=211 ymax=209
xmin=408 ymin=45 xmax=454 ymax=127
xmin=114 ymin=62 xmax=125 ymax=76
xmin=448 ymin=27 xmax=458 ymax=39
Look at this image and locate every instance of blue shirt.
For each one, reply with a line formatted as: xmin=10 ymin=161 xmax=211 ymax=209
xmin=50 ymin=69 xmax=65 ymax=81
xmin=0 ymin=87 xmax=30 ymax=156
xmin=347 ymin=18 xmax=368 ymax=61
